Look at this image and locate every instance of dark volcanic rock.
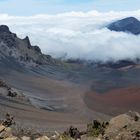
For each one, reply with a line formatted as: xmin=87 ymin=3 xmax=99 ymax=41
xmin=32 ymin=45 xmax=41 ymax=53
xmin=0 ymin=25 xmax=55 ymax=66
xmin=105 ymin=60 xmax=136 ymax=69
xmin=23 ymin=36 xmax=31 ymax=49
xmin=93 ymin=60 xmax=136 ymax=69
xmin=108 ymin=17 xmax=140 ymax=35
xmin=0 ymin=25 xmax=11 ymax=34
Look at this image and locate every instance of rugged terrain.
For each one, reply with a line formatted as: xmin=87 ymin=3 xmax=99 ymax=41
xmin=0 ymin=22 xmax=140 ymax=132
xmin=0 ymin=111 xmax=140 ymax=140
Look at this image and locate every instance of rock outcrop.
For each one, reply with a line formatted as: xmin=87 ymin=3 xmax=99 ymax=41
xmin=101 ymin=111 xmax=140 ymax=140
xmin=82 ymin=111 xmax=140 ymax=140
xmin=0 ymin=111 xmax=140 ymax=140
xmin=0 ymin=80 xmax=30 ymax=104
xmin=0 ymin=25 xmax=12 ymax=34
xmin=0 ymin=25 xmax=55 ymax=67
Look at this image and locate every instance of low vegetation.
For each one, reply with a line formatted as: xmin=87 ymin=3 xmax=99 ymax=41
xmin=0 ymin=111 xmax=140 ymax=140
xmin=87 ymin=120 xmax=109 ymax=137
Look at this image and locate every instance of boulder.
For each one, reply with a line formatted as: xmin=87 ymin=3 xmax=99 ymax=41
xmin=0 ymin=80 xmax=9 ymax=88
xmin=50 ymin=131 xmax=60 ymax=140
xmin=0 ymin=125 xmax=5 ymax=132
xmin=103 ymin=111 xmax=140 ymax=140
xmin=0 ymin=25 xmax=11 ymax=34
xmin=0 ymin=125 xmax=13 ymax=139
xmin=3 ymin=136 xmax=19 ymax=140
xmin=36 ymin=136 xmax=50 ymax=140
xmin=21 ymin=136 xmax=31 ymax=140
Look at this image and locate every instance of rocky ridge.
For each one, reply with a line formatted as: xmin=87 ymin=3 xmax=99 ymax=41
xmin=0 ymin=25 xmax=55 ymax=67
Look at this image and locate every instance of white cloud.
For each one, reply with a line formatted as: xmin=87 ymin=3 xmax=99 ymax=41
xmin=0 ymin=10 xmax=140 ymax=61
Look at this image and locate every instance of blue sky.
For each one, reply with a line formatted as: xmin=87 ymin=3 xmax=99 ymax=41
xmin=0 ymin=0 xmax=139 ymax=15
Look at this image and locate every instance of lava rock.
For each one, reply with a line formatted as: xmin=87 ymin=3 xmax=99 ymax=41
xmin=0 ymin=25 xmax=11 ymax=34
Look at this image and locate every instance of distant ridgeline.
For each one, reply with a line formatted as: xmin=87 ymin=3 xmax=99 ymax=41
xmin=107 ymin=17 xmax=140 ymax=35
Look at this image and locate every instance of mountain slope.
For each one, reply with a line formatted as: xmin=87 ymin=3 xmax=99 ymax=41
xmin=107 ymin=17 xmax=140 ymax=35
xmin=0 ymin=25 xmax=55 ymax=67
xmin=0 ymin=25 xmax=140 ymax=131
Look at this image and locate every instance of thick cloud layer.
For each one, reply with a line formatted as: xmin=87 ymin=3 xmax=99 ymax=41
xmin=0 ymin=10 xmax=140 ymax=61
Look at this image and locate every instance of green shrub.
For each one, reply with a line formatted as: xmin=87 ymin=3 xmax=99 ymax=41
xmin=87 ymin=123 xmax=100 ymax=137
xmin=87 ymin=120 xmax=109 ymax=137
xmin=60 ymin=134 xmax=73 ymax=140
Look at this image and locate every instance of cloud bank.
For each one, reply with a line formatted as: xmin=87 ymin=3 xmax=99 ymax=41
xmin=0 ymin=10 xmax=140 ymax=61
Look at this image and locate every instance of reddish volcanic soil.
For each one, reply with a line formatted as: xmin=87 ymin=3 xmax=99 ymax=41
xmin=84 ymin=87 xmax=140 ymax=116
xmin=1 ymin=62 xmax=140 ymax=130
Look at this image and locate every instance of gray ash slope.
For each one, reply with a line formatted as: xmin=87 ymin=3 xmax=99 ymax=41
xmin=107 ymin=17 xmax=140 ymax=35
